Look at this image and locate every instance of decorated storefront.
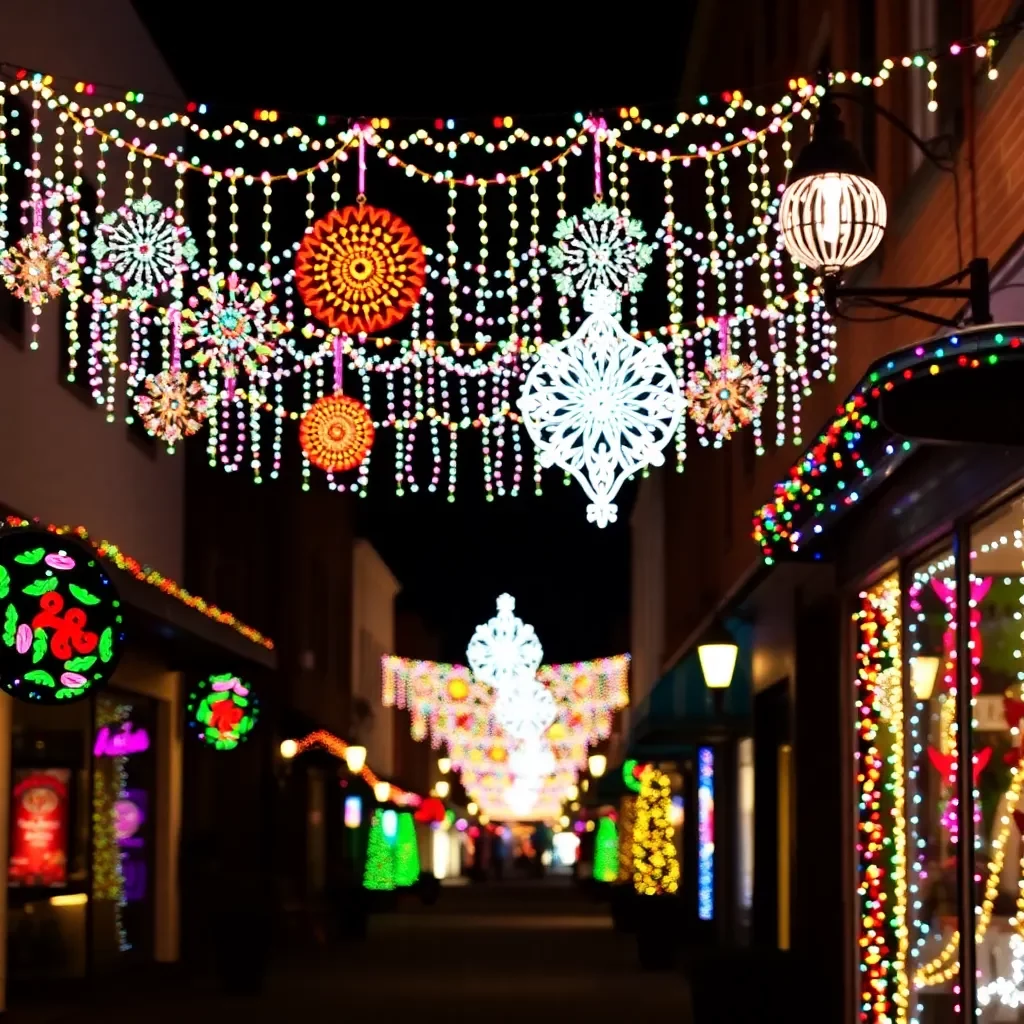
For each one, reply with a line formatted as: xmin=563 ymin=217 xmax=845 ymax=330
xmin=0 ymin=516 xmax=274 ymax=997
xmin=748 ymin=321 xmax=1024 ymax=1021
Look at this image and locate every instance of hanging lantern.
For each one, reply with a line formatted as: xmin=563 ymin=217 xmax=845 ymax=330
xmin=778 ymin=97 xmax=887 ymax=275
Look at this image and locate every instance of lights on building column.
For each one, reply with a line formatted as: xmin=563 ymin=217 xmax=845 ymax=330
xmin=697 ymin=622 xmax=739 ymax=690
xmin=778 ymin=95 xmax=887 ymax=275
xmin=344 ymin=744 xmax=367 ymax=773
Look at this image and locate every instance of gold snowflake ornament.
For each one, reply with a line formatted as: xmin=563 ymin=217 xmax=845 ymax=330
xmin=135 ymin=369 xmax=209 ymax=445
xmin=1 ymin=231 xmax=76 ymax=309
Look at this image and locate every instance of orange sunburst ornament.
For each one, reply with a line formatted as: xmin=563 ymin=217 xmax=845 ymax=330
xmin=294 ymin=204 xmax=426 ymax=335
xmin=299 ymin=394 xmax=375 ymax=473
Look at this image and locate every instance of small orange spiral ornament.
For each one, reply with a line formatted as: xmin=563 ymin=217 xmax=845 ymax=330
xmin=299 ymin=394 xmax=375 ymax=473
xmin=294 ymin=204 xmax=425 ymax=335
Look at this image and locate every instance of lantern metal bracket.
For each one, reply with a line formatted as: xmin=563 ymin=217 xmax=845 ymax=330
xmin=823 ymin=257 xmax=992 ymax=328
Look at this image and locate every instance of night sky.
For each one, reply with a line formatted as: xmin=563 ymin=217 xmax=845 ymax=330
xmin=132 ymin=3 xmax=695 ymax=664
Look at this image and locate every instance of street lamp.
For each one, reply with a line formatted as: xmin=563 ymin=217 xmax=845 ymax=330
xmin=566 ymin=783 xmax=579 ymax=801
xmin=779 ymin=96 xmax=887 ymax=275
xmin=697 ymin=621 xmax=739 ymax=690
xmin=279 ymin=739 xmax=298 ymax=760
xmin=374 ymin=781 xmax=391 ymax=803
xmin=588 ymin=754 xmax=607 ymax=778
xmin=779 ymin=85 xmax=990 ymax=327
xmin=344 ymin=744 xmax=367 ymax=774
xmin=438 ymin=756 xmax=452 ymax=775
xmin=434 ymin=780 xmax=450 ymax=799
xmin=910 ymin=656 xmax=941 ymax=700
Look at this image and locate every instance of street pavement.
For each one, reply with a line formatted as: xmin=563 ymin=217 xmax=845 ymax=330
xmin=10 ymin=878 xmax=693 ymax=1022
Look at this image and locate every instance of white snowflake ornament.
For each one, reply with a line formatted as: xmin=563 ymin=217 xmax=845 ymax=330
xmin=519 ymin=291 xmax=684 ymax=527
xmin=92 ymin=195 xmax=198 ymax=300
xmin=491 ymin=677 xmax=557 ymax=742
xmin=466 ymin=594 xmax=544 ymax=690
xmin=548 ymin=202 xmax=652 ymax=298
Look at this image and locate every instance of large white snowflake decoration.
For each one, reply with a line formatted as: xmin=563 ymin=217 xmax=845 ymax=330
xmin=548 ymin=202 xmax=653 ymax=298
xmin=492 ymin=677 xmax=557 ymax=742
xmin=92 ymin=195 xmax=198 ymax=300
xmin=509 ymin=738 xmax=556 ymax=783
xmin=466 ymin=594 xmax=544 ymax=689
xmin=519 ymin=288 xmax=685 ymax=527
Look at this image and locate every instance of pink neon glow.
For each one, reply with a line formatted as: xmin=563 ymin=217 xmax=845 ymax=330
xmin=94 ymin=722 xmax=151 ymax=757
xmin=356 ymin=126 xmax=367 ymax=196
xmin=588 ymin=117 xmax=608 ymax=198
xmin=333 ymin=335 xmax=344 ymax=393
xmin=44 ymin=554 xmax=75 ymax=571
xmin=60 ymin=671 xmax=88 ymax=689
xmin=211 ymin=676 xmax=249 ymax=696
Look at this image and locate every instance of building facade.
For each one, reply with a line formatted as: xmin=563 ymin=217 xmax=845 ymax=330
xmin=630 ymin=0 xmax=1024 ymax=1019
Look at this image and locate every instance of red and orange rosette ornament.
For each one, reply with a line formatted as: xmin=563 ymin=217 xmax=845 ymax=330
xmin=295 ymin=204 xmax=426 ymax=335
xmin=299 ymin=394 xmax=375 ymax=473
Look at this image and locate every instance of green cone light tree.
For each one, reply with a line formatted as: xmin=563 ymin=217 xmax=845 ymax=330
xmin=363 ymin=810 xmax=396 ymax=891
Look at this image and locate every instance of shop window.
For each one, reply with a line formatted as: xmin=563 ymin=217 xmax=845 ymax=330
xmin=970 ymin=497 xmax=1024 ymax=1014
xmin=905 ymin=543 xmax=960 ymax=1018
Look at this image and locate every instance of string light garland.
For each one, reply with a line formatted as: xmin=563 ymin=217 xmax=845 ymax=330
xmin=3 ymin=518 xmax=273 ymax=649
xmin=0 ymin=41 xmax=1009 ymax=503
xmin=753 ymin=327 xmax=1024 ymax=564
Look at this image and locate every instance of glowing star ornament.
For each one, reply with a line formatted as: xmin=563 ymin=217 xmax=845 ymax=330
xmin=134 ymin=369 xmax=209 ymax=445
xmin=466 ymin=594 xmax=543 ymax=690
xmin=686 ymin=319 xmax=766 ymax=445
xmin=92 ymin=195 xmax=198 ymax=300
xmin=295 ymin=203 xmax=426 ymax=335
xmin=181 ymin=271 xmax=289 ymax=384
xmin=519 ymin=288 xmax=684 ymax=527
xmin=1 ymin=232 xmax=75 ymax=309
xmin=299 ymin=394 xmax=375 ymax=473
xmin=548 ymin=202 xmax=653 ymax=298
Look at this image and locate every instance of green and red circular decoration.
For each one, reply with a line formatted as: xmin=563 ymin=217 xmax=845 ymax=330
xmin=0 ymin=528 xmax=124 ymax=704
xmin=187 ymin=673 xmax=260 ymax=750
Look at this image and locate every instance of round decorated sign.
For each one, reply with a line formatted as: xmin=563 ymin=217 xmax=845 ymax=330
xmin=187 ymin=673 xmax=260 ymax=751
xmin=0 ymin=529 xmax=124 ymax=704
xmin=294 ymin=204 xmax=426 ymax=335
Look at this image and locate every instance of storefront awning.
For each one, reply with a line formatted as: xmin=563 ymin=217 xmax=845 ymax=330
xmin=627 ymin=617 xmax=752 ymax=757
xmin=752 ymin=322 xmax=1024 ymax=565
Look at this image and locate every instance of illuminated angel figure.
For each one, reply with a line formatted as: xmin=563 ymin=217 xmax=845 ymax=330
xmin=92 ymin=195 xmax=198 ymax=300
xmin=548 ymin=202 xmax=653 ymax=298
xmin=685 ymin=351 xmax=766 ymax=444
xmin=181 ymin=271 xmax=289 ymax=384
xmin=134 ymin=369 xmax=209 ymax=445
xmin=466 ymin=594 xmax=544 ymax=690
xmin=519 ymin=289 xmax=684 ymax=527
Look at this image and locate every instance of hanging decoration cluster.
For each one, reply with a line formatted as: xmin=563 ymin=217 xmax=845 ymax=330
xmin=382 ymin=593 xmax=628 ymax=821
xmin=0 ymin=40 xmax=1006 ymax=519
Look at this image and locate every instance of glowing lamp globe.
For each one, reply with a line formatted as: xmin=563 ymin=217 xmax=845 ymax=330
xmin=779 ymin=99 xmax=887 ymax=275
xmin=910 ymin=656 xmax=940 ymax=701
xmin=434 ymin=780 xmax=450 ymax=799
xmin=588 ymin=754 xmax=607 ymax=778
xmin=280 ymin=739 xmax=298 ymax=760
xmin=697 ymin=622 xmax=739 ymax=690
xmin=344 ymin=744 xmax=367 ymax=773
xmin=374 ymin=781 xmax=391 ymax=803
xmin=438 ymin=756 xmax=452 ymax=775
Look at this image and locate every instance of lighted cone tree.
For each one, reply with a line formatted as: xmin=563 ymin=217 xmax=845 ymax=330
xmin=394 ymin=812 xmax=421 ymax=887
xmin=593 ymin=816 xmax=619 ymax=883
xmin=632 ymin=767 xmax=680 ymax=896
xmin=363 ymin=810 xmax=395 ymax=891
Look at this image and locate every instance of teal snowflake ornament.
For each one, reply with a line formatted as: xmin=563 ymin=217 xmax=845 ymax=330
xmin=548 ymin=202 xmax=652 ymax=299
xmin=92 ymin=195 xmax=198 ymax=300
